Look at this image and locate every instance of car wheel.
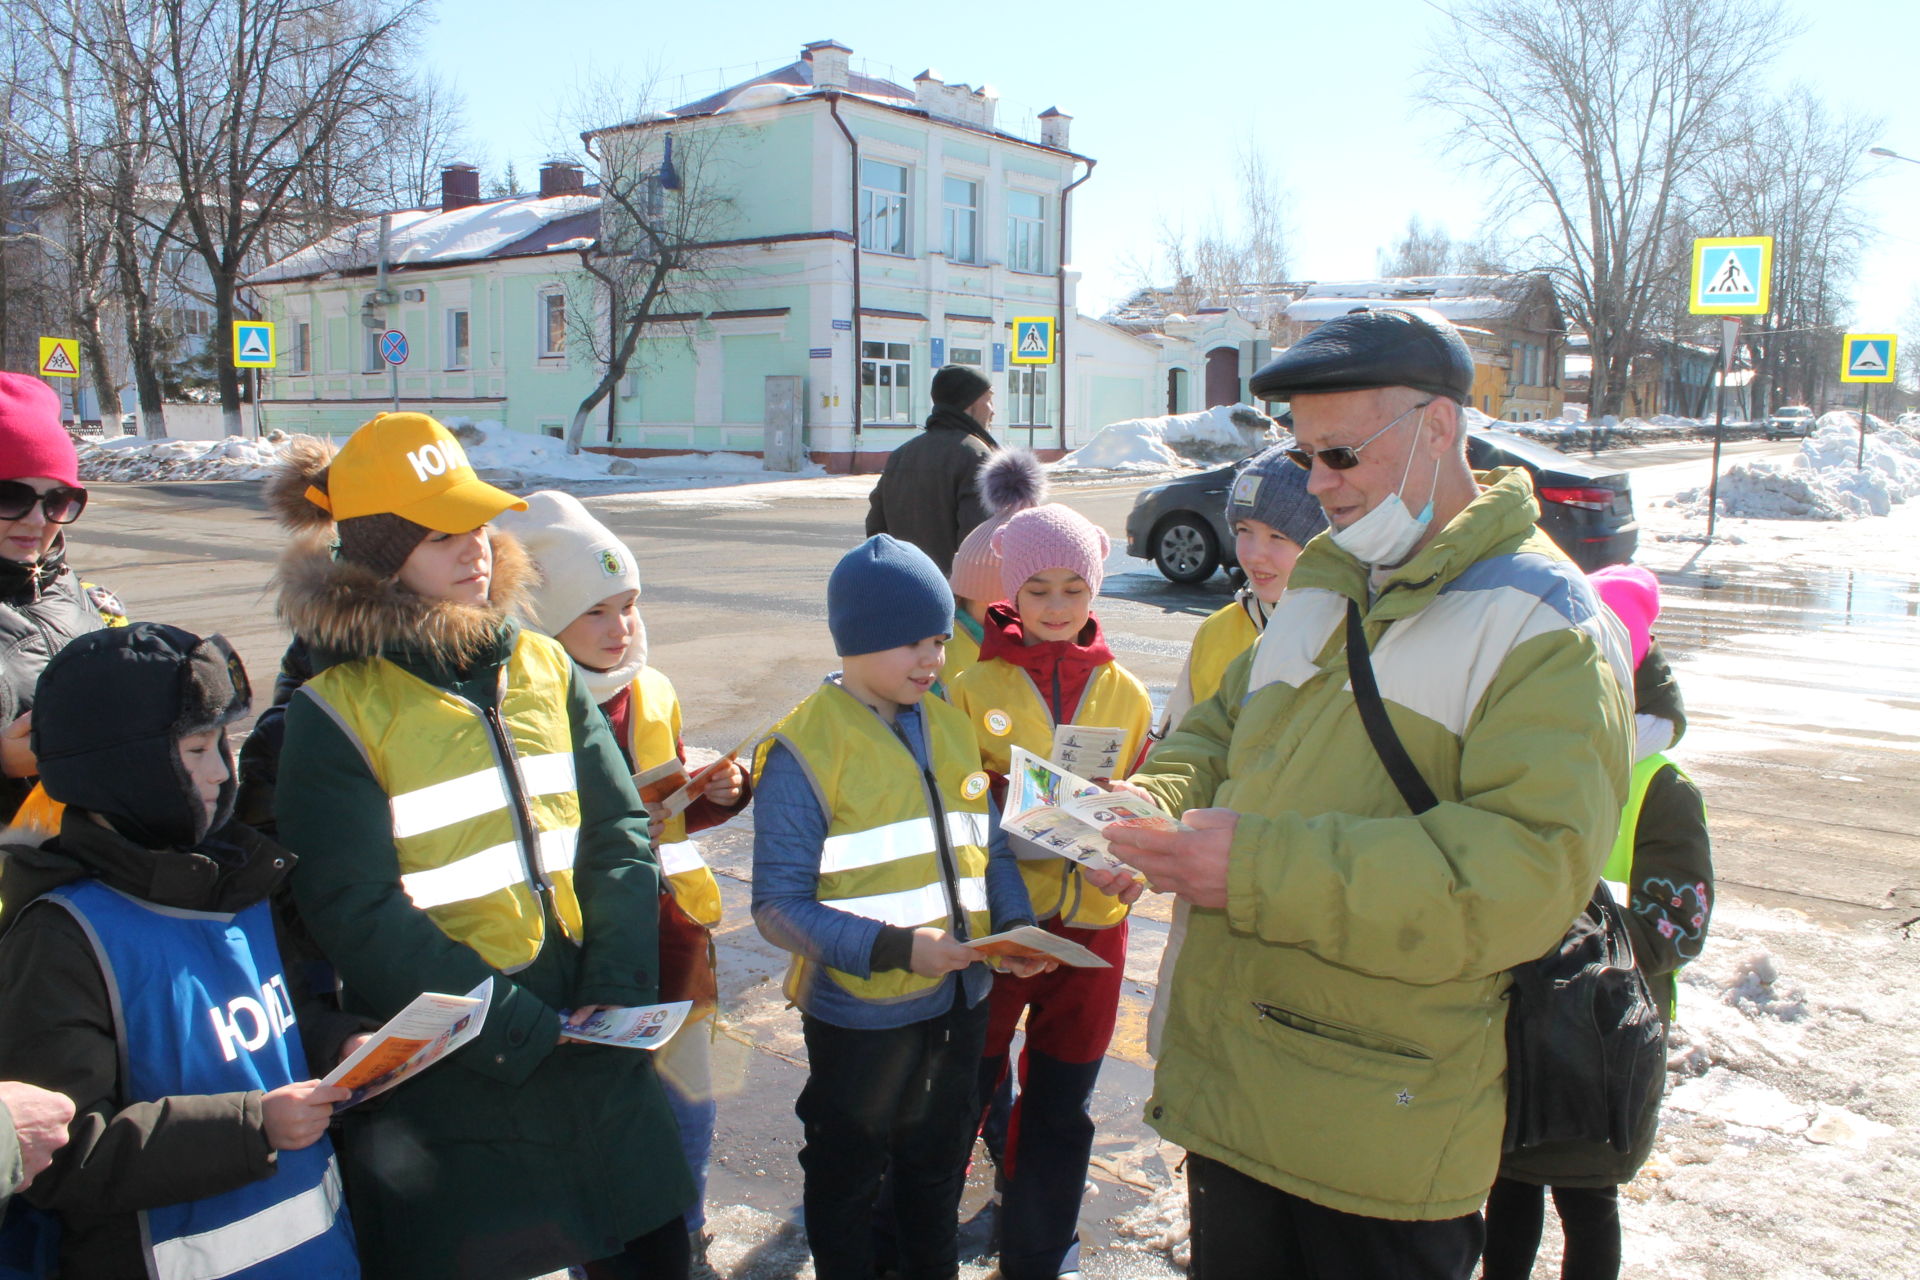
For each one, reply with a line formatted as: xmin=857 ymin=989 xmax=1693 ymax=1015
xmin=1152 ymin=515 xmax=1219 ymax=584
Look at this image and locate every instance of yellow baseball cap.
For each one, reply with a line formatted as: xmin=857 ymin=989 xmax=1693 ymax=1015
xmin=307 ymin=413 xmax=528 ymax=533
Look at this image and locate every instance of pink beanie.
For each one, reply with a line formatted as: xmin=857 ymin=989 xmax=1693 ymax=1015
xmin=0 ymin=373 xmax=78 ymax=487
xmin=1589 ymin=564 xmax=1659 ymax=668
xmin=950 ymin=450 xmax=1048 ymax=603
xmin=993 ymin=503 xmax=1110 ymax=600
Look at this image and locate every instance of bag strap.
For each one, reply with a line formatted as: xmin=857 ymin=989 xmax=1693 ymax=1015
xmin=1345 ymin=598 xmax=1439 ymax=816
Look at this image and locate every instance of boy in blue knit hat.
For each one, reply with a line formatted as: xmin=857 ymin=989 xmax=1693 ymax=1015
xmin=751 ymin=534 xmax=1045 ymax=1280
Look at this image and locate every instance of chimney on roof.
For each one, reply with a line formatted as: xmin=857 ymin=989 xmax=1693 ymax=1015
xmin=1038 ymin=107 xmax=1072 ymax=151
xmin=440 ymin=162 xmax=480 ymax=211
xmin=539 ymin=160 xmax=584 ymax=198
xmin=803 ymin=40 xmax=851 ymax=90
xmin=914 ymin=70 xmax=996 ymax=130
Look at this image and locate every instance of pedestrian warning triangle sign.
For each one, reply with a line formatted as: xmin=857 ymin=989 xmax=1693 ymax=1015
xmin=38 ymin=337 xmax=79 ymax=378
xmin=1703 ymin=251 xmax=1752 ymax=297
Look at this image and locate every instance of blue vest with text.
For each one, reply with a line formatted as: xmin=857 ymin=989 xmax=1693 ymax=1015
xmin=44 ymin=880 xmax=358 ymax=1280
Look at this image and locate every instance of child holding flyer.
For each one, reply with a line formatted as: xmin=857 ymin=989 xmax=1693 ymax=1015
xmin=0 ymin=624 xmax=361 ymax=1279
xmin=946 ymin=503 xmax=1152 ymax=1280
xmin=494 ymin=490 xmax=745 ymax=1274
xmin=751 ymin=534 xmax=1047 ymax=1280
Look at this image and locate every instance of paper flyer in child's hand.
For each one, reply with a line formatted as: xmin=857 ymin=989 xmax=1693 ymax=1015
xmin=558 ymin=1000 xmax=694 ymax=1051
xmin=970 ymin=925 xmax=1111 ymax=968
xmin=655 ymin=720 xmax=772 ymax=819
xmin=322 ymin=977 xmax=492 ymax=1111
xmin=1048 ymin=723 xmax=1128 ymax=778
xmin=1001 ymin=747 xmax=1183 ymax=874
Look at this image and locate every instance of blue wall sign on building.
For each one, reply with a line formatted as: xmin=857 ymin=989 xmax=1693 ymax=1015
xmin=832 ymin=319 xmax=852 ymax=331
xmin=931 ymin=338 xmax=945 ymax=367
xmin=809 ymin=347 xmax=834 ymax=359
xmin=992 ymin=343 xmax=1006 ymax=372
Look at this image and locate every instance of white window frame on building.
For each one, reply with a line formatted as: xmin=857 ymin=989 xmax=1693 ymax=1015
xmin=861 ymin=340 xmax=915 ymax=425
xmin=363 ymin=327 xmax=385 ymax=374
xmin=446 ymin=308 xmax=471 ymax=370
xmin=291 ymin=321 xmax=311 ymax=374
xmin=538 ymin=290 xmax=567 ymax=359
xmin=949 ymin=345 xmax=984 ymax=368
xmin=1007 ymin=366 xmax=1049 ymax=428
xmin=942 ymin=176 xmax=979 ymax=263
xmin=859 ymin=159 xmax=910 ymax=256
xmin=1006 ymin=189 xmax=1047 ymax=274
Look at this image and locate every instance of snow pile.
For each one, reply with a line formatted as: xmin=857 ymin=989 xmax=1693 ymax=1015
xmin=77 ymin=434 xmax=287 ymax=482
xmin=1667 ymin=417 xmax=1920 ymax=520
xmin=1056 ymin=404 xmax=1278 ymax=472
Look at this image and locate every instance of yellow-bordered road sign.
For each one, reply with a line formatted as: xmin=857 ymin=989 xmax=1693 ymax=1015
xmin=38 ymin=337 xmax=79 ymax=378
xmin=1010 ymin=316 xmax=1056 ymax=364
xmin=233 ymin=320 xmax=276 ymax=368
xmin=1839 ymin=333 xmax=1897 ymax=384
xmin=1689 ymin=236 xmax=1773 ymax=315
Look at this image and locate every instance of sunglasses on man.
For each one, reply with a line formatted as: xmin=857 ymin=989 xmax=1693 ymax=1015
xmin=1284 ymin=400 xmax=1435 ymax=471
xmin=0 ymin=481 xmax=88 ymax=524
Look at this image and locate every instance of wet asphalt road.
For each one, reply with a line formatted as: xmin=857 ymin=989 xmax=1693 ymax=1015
xmin=61 ymin=433 xmax=1918 ymax=1277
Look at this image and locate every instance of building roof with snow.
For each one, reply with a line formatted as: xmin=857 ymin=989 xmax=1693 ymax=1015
xmin=248 ymin=190 xmax=600 ymax=286
xmin=1283 ymin=274 xmax=1550 ymax=327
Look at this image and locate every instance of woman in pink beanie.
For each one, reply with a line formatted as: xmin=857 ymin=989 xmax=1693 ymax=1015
xmin=947 ymin=499 xmax=1151 ymax=1280
xmin=0 ymin=372 xmax=126 ymax=824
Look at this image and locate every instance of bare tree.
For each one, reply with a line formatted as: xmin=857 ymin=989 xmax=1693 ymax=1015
xmin=1423 ymin=0 xmax=1794 ymax=417
xmin=1131 ymin=143 xmax=1294 ymax=331
xmin=368 ymin=71 xmax=468 ymax=211
xmin=1377 ymin=216 xmax=1457 ymax=277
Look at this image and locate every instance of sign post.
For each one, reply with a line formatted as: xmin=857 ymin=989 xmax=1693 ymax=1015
xmin=1688 ymin=236 xmax=1774 ymax=539
xmin=1838 ymin=333 xmax=1897 ymax=470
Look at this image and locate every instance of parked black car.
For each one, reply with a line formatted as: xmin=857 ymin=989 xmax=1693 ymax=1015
xmin=1124 ymin=429 xmax=1638 ymax=584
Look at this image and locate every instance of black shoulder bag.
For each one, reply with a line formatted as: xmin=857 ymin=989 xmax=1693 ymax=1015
xmin=1344 ymin=599 xmax=1666 ymax=1154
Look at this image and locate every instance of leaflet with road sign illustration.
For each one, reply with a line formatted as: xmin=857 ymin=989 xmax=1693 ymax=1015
xmin=970 ymin=924 xmax=1111 ymax=968
xmin=323 ymin=977 xmax=492 ymax=1111
xmin=559 ymin=1000 xmax=693 ymax=1051
xmin=1002 ymin=746 xmax=1183 ymax=874
xmin=1048 ymin=723 xmax=1129 ymax=777
xmin=634 ymin=720 xmax=771 ymax=820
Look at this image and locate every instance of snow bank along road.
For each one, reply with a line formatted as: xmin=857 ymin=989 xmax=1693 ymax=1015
xmin=69 ymin=445 xmax=1918 ymax=1277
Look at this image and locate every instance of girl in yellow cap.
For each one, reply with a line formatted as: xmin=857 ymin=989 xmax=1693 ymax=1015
xmin=262 ymin=414 xmax=694 ymax=1280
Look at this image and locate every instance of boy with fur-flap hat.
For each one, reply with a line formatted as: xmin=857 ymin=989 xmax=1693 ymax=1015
xmin=264 ymin=413 xmax=695 ymax=1280
xmin=750 ymin=534 xmax=1046 ymax=1280
xmin=492 ymin=489 xmax=746 ymax=1271
xmin=0 ymin=371 xmax=128 ymax=827
xmin=0 ymin=623 xmax=362 ymax=1279
xmin=945 ymin=503 xmax=1152 ymax=1280
xmin=1482 ymin=564 xmax=1713 ymax=1280
xmin=944 ymin=449 xmax=1048 ymax=691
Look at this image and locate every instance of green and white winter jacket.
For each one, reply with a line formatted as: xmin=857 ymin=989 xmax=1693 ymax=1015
xmin=1131 ymin=467 xmax=1634 ymax=1221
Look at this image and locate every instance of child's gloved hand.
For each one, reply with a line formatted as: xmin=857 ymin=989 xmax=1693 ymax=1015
xmin=262 ymin=1080 xmax=350 ymax=1150
xmin=909 ymin=928 xmax=984 ymax=977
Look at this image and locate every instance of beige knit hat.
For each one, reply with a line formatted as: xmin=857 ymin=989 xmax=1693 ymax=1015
xmin=949 ymin=449 xmax=1047 ymax=604
xmin=490 ymin=490 xmax=640 ymax=632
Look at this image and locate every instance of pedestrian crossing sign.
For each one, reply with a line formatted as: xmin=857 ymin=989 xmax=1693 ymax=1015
xmin=232 ymin=321 xmax=276 ymax=368
xmin=1689 ymin=236 xmax=1772 ymax=315
xmin=1010 ymin=316 xmax=1055 ymax=365
xmin=1839 ymin=333 xmax=1897 ymax=384
xmin=37 ymin=337 xmax=79 ymax=378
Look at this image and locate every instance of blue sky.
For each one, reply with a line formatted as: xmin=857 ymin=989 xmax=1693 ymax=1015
xmin=426 ymin=0 xmax=1920 ymax=330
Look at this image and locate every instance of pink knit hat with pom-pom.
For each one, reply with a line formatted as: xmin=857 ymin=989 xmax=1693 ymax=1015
xmin=994 ymin=502 xmax=1110 ymax=601
xmin=949 ymin=450 xmax=1048 ymax=603
xmin=1589 ymin=564 xmax=1659 ymax=668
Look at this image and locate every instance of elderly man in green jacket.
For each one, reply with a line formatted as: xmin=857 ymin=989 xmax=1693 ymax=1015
xmin=1095 ymin=308 xmax=1634 ymax=1279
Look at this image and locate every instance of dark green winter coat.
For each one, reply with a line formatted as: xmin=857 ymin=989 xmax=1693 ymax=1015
xmin=272 ymin=529 xmax=692 ymax=1280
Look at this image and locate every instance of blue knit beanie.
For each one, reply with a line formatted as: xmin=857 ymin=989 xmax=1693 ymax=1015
xmin=828 ymin=535 xmax=955 ymax=656
xmin=1226 ymin=445 xmax=1328 ymax=549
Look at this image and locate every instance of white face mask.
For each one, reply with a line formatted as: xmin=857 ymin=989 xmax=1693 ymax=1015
xmin=1329 ymin=404 xmax=1441 ymax=567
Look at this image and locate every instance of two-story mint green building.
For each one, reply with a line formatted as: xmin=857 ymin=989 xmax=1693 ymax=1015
xmin=250 ymin=40 xmax=1258 ymax=469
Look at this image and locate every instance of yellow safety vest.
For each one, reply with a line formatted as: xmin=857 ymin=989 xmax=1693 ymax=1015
xmin=948 ymin=656 xmax=1152 ymax=928
xmin=752 ymin=681 xmax=993 ymax=1004
xmin=625 ymin=666 xmax=723 ymax=929
xmin=301 ymin=631 xmax=585 ymax=972
xmin=1187 ymin=600 xmax=1260 ymax=709
xmin=940 ymin=611 xmax=984 ymax=696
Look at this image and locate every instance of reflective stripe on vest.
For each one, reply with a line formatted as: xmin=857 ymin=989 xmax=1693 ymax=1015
xmin=949 ymin=656 xmax=1151 ymax=927
xmin=753 ymin=681 xmax=994 ymax=1004
xmin=301 ymin=630 xmax=584 ymax=972
xmin=44 ymin=882 xmax=359 ymax=1279
xmin=625 ymin=667 xmax=725 ymax=927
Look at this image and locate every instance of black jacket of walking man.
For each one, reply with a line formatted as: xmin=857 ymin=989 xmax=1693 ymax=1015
xmin=864 ymin=365 xmax=999 ymax=575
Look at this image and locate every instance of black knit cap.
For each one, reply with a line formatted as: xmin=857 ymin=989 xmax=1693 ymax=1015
xmin=336 ymin=509 xmax=433 ymax=578
xmin=1249 ymin=307 xmax=1475 ymax=405
xmin=32 ymin=622 xmax=252 ymax=849
xmin=931 ymin=364 xmax=992 ymax=410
